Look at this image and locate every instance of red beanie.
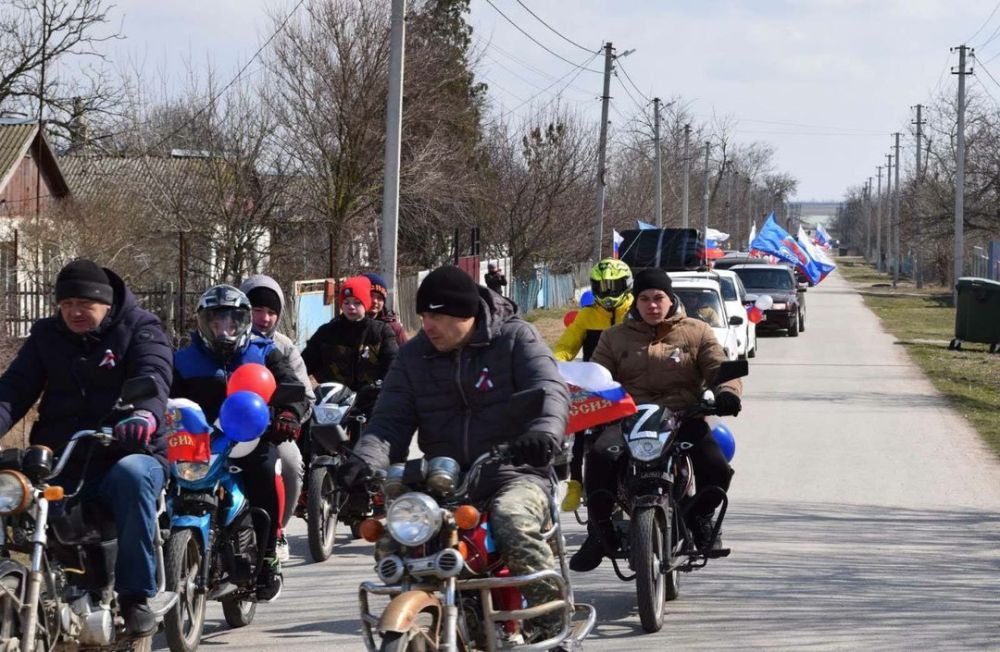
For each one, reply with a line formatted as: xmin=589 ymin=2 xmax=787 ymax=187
xmin=339 ymin=276 xmax=373 ymax=312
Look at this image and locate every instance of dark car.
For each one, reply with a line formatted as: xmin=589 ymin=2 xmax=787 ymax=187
xmin=730 ymin=263 xmax=806 ymax=337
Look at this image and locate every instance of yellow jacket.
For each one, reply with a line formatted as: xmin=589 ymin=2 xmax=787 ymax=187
xmin=553 ymin=296 xmax=634 ymax=362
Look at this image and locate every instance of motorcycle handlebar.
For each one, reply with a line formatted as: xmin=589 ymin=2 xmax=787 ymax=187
xmin=47 ymin=428 xmax=114 ymax=481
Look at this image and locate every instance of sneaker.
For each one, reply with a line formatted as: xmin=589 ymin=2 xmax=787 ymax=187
xmin=569 ymin=521 xmax=617 ymax=572
xmin=119 ymin=595 xmax=157 ymax=637
xmin=275 ymin=534 xmax=290 ymax=563
xmin=256 ymin=558 xmax=283 ymax=602
xmin=560 ymin=480 xmax=583 ymax=512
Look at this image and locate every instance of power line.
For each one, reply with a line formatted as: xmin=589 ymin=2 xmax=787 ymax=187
xmin=980 ymin=21 xmax=1000 ymax=49
xmin=615 ymin=58 xmax=651 ymax=104
xmin=514 ymin=0 xmax=593 ymax=53
xmin=487 ymin=50 xmax=600 ymax=126
xmin=973 ymin=54 xmax=1000 ymax=92
xmin=483 ymin=40 xmax=595 ymax=95
xmin=613 ymin=70 xmax=645 ymax=113
xmin=483 ymin=0 xmax=602 ymax=73
xmin=969 ymin=0 xmax=1000 ymax=44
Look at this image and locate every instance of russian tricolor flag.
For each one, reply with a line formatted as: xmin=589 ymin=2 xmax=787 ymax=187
xmin=612 ymin=229 xmax=624 ymax=259
xmin=558 ymin=361 xmax=637 ymax=433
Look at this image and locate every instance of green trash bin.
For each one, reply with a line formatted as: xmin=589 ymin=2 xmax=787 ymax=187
xmin=949 ymin=277 xmax=1000 ymax=352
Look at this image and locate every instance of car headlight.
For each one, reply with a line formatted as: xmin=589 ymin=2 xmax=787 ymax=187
xmin=386 ymin=492 xmax=442 ymax=547
xmin=771 ymin=302 xmax=787 ymax=310
xmin=628 ymin=436 xmax=667 ymax=462
xmin=0 ymin=470 xmax=32 ymax=515
xmin=173 ymin=461 xmax=210 ymax=482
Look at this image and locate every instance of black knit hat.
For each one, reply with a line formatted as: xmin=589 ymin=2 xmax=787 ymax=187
xmin=55 ymin=259 xmax=113 ymax=305
xmin=246 ymin=286 xmax=282 ymax=315
xmin=416 ymin=265 xmax=481 ymax=318
xmin=632 ymin=268 xmax=673 ymax=296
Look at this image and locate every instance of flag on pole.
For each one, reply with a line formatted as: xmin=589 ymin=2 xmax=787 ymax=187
xmin=815 ymin=225 xmax=832 ymax=249
xmin=747 ymin=221 xmax=757 ymax=250
xmin=750 ymin=213 xmax=828 ymax=285
xmin=797 ymin=226 xmax=836 ymax=283
xmin=705 ymin=227 xmax=729 ymax=260
xmin=612 ymin=229 xmax=624 ymax=259
xmin=637 ymin=219 xmax=657 ymax=230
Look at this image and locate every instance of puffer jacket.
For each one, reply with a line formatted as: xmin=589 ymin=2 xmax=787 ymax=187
xmin=354 ymin=286 xmax=569 ymax=500
xmin=239 ymin=274 xmax=316 ymax=414
xmin=302 ymin=315 xmax=398 ymax=392
xmin=591 ymin=300 xmax=742 ymax=411
xmin=552 ymin=296 xmax=633 ymax=362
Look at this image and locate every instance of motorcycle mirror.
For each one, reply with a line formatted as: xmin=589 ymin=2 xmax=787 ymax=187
xmin=119 ymin=375 xmax=158 ymax=406
xmin=712 ymin=360 xmax=748 ymax=386
xmin=270 ymin=383 xmax=305 ymax=407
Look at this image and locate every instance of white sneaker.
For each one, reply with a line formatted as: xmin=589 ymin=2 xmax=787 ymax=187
xmin=275 ymin=535 xmax=290 ymax=563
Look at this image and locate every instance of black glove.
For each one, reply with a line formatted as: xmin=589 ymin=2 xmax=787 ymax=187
xmin=510 ymin=431 xmax=556 ymax=467
xmin=336 ymin=457 xmax=373 ymax=491
xmin=714 ymin=390 xmax=742 ymax=417
xmin=268 ymin=410 xmax=301 ymax=442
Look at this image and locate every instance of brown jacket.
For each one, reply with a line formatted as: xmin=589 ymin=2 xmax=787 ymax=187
xmin=591 ymin=306 xmax=742 ymax=411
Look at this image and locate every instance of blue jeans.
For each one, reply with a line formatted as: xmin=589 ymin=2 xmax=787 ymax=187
xmin=93 ymin=454 xmax=166 ymax=597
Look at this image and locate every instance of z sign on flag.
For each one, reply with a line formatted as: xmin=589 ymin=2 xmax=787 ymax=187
xmin=557 ymin=361 xmax=637 ymax=433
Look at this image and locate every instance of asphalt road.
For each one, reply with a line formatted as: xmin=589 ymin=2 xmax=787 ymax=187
xmin=154 ymin=270 xmax=1000 ymax=650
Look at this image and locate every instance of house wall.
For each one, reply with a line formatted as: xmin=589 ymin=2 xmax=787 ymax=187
xmin=0 ymin=150 xmax=57 ymax=218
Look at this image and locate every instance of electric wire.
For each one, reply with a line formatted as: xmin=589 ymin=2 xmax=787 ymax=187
xmin=968 ymin=0 xmax=1000 ymax=45
xmin=483 ymin=0 xmax=602 ymax=73
xmin=615 ymin=58 xmax=651 ymax=104
xmin=514 ymin=0 xmax=593 ymax=53
xmin=484 ymin=50 xmax=600 ymax=127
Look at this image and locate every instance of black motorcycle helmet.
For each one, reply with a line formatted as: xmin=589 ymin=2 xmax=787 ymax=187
xmin=196 ymin=285 xmax=253 ymax=360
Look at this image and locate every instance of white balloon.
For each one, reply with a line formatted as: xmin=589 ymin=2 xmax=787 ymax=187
xmin=754 ymin=295 xmax=774 ymax=310
xmin=228 ymin=438 xmax=260 ymax=459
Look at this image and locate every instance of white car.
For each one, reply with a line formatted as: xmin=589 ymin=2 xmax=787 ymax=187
xmin=669 ymin=271 xmax=756 ymax=359
xmin=668 ymin=277 xmax=741 ymax=361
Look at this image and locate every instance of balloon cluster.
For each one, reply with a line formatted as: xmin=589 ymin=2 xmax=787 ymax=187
xmin=746 ymin=295 xmax=774 ymax=324
xmin=218 ymin=363 xmax=275 ymax=443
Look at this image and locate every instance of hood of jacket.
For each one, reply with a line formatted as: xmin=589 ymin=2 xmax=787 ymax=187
xmin=240 ymin=274 xmax=286 ymax=336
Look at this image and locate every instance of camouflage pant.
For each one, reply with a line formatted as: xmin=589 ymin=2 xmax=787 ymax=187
xmin=489 ymin=479 xmax=560 ymax=615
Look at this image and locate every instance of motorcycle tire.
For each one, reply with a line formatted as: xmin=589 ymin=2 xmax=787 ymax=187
xmin=378 ymin=617 xmax=438 ymax=651
xmin=164 ymin=529 xmax=207 ymax=652
xmin=632 ymin=507 xmax=668 ymax=633
xmin=307 ymin=466 xmax=340 ymax=562
xmin=221 ymin=597 xmax=256 ymax=629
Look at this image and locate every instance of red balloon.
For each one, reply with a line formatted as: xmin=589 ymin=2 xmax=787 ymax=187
xmin=563 ymin=310 xmax=579 ymax=327
xmin=227 ymin=363 xmax=276 ymax=402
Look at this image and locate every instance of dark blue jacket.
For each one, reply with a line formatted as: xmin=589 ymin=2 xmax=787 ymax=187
xmin=0 ymin=269 xmax=173 ymax=472
xmin=171 ymin=333 xmax=308 ymax=424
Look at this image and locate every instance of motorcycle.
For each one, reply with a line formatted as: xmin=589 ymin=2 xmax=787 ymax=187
xmin=0 ymin=376 xmax=177 ymax=652
xmin=161 ymin=384 xmax=304 ymax=652
xmin=358 ymin=389 xmax=596 ymax=652
xmin=303 ymin=382 xmax=383 ymax=562
xmin=594 ymin=359 xmax=748 ymax=633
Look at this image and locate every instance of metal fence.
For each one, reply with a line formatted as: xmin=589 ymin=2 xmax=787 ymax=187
xmin=971 ymin=242 xmax=1000 ymax=280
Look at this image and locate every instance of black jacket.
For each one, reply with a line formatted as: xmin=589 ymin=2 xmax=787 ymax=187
xmin=0 ymin=269 xmax=173 ymax=473
xmin=354 ymin=286 xmax=569 ymax=500
xmin=302 ymin=316 xmax=398 ymax=392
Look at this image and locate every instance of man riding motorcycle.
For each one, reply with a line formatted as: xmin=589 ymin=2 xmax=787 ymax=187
xmin=552 ymin=258 xmax=633 ymax=511
xmin=336 ymin=265 xmax=571 ymax=640
xmin=171 ymin=285 xmax=309 ymax=602
xmin=571 ymin=268 xmax=743 ymax=572
xmin=0 ymin=259 xmax=173 ymax=637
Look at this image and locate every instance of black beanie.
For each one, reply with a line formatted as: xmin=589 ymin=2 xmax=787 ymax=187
xmin=416 ymin=265 xmax=481 ymax=318
xmin=632 ymin=268 xmax=673 ymax=296
xmin=246 ymin=286 xmax=282 ymax=315
xmin=55 ymin=259 xmax=113 ymax=305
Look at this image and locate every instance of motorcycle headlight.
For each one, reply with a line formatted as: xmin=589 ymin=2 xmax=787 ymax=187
xmin=771 ymin=302 xmax=787 ymax=310
xmin=386 ymin=492 xmax=442 ymax=547
xmin=173 ymin=461 xmax=210 ymax=482
xmin=628 ymin=436 xmax=667 ymax=462
xmin=0 ymin=470 xmax=32 ymax=515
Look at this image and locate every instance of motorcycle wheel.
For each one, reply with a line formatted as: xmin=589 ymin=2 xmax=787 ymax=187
xmin=164 ymin=529 xmax=207 ymax=652
xmin=378 ymin=623 xmax=437 ymax=651
xmin=221 ymin=597 xmax=256 ymax=629
xmin=307 ymin=466 xmax=340 ymax=562
xmin=0 ymin=560 xmax=50 ymax=651
xmin=632 ymin=508 xmax=667 ymax=633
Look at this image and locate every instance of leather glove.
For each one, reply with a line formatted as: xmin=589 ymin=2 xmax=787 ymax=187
xmin=713 ymin=390 xmax=742 ymax=417
xmin=510 ymin=431 xmax=556 ymax=467
xmin=113 ymin=409 xmax=156 ymax=450
xmin=336 ymin=457 xmax=373 ymax=491
xmin=268 ymin=409 xmax=301 ymax=442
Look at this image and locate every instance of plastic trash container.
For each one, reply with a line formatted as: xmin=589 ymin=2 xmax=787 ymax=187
xmin=949 ymin=277 xmax=1000 ymax=353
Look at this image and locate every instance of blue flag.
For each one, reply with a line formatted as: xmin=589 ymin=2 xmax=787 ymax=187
xmin=749 ymin=213 xmax=827 ymax=285
xmin=636 ymin=220 xmax=657 ymax=230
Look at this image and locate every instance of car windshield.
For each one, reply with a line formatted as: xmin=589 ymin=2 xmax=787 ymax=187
xmin=675 ymin=289 xmax=725 ymax=327
xmin=719 ymin=277 xmax=737 ymax=301
xmin=733 ymin=268 xmax=795 ymax=290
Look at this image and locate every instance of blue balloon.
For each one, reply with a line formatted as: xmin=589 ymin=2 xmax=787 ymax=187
xmin=219 ymin=390 xmax=270 ymax=443
xmin=580 ymin=290 xmax=595 ymax=307
xmin=711 ymin=423 xmax=736 ymax=462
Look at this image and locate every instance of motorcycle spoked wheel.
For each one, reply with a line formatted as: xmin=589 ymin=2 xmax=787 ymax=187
xmin=307 ymin=466 xmax=344 ymax=562
xmin=222 ymin=596 xmax=257 ymax=629
xmin=164 ymin=529 xmax=207 ymax=652
xmin=378 ymin=608 xmax=440 ymax=652
xmin=0 ymin=560 xmax=52 ymax=652
xmin=631 ymin=507 xmax=669 ymax=633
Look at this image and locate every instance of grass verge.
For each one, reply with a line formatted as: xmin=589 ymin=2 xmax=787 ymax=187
xmin=837 ymin=256 xmax=1000 ymax=457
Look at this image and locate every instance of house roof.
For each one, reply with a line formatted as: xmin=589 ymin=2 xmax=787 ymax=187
xmin=0 ymin=120 xmax=70 ymax=198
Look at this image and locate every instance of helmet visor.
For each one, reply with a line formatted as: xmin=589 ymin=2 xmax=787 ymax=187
xmin=198 ymin=307 xmax=251 ymax=340
xmin=591 ymin=278 xmax=630 ymax=299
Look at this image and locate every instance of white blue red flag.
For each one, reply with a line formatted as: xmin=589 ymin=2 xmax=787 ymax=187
xmin=612 ymin=229 xmax=624 ymax=259
xmin=557 ymin=361 xmax=637 ymax=433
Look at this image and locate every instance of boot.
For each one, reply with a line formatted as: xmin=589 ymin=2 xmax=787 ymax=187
xmin=560 ymin=480 xmax=583 ymax=512
xmin=119 ymin=595 xmax=156 ymax=638
xmin=255 ymin=557 xmax=283 ymax=602
xmin=569 ymin=520 xmax=618 ymax=572
xmin=689 ymin=514 xmax=722 ymax=551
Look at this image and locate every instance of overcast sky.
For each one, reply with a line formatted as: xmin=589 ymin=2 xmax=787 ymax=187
xmin=106 ymin=0 xmax=1000 ymax=201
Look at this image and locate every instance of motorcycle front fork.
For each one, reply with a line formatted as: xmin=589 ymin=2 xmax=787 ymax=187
xmin=441 ymin=576 xmax=459 ymax=652
xmin=20 ymin=497 xmax=49 ymax=652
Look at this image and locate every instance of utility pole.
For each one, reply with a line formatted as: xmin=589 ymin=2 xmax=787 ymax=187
xmin=885 ymin=153 xmax=892 ymax=274
xmin=913 ymin=103 xmax=926 ymax=287
xmin=725 ymin=162 xmax=734 ymax=243
xmin=702 ymin=141 xmax=711 ymax=260
xmin=953 ymin=45 xmax=972 ymax=303
xmin=913 ymin=104 xmax=925 ymax=180
xmin=892 ymin=132 xmax=901 ymax=287
xmin=593 ymin=42 xmax=614 ymax=261
xmin=681 ymin=124 xmax=691 ymax=228
xmin=379 ymin=0 xmax=406 ymax=310
xmin=745 ymin=176 xmax=754 ymax=248
xmin=653 ymin=97 xmax=663 ymax=227
xmin=865 ymin=177 xmax=872 ymax=260
xmin=876 ymin=166 xmax=883 ymax=270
